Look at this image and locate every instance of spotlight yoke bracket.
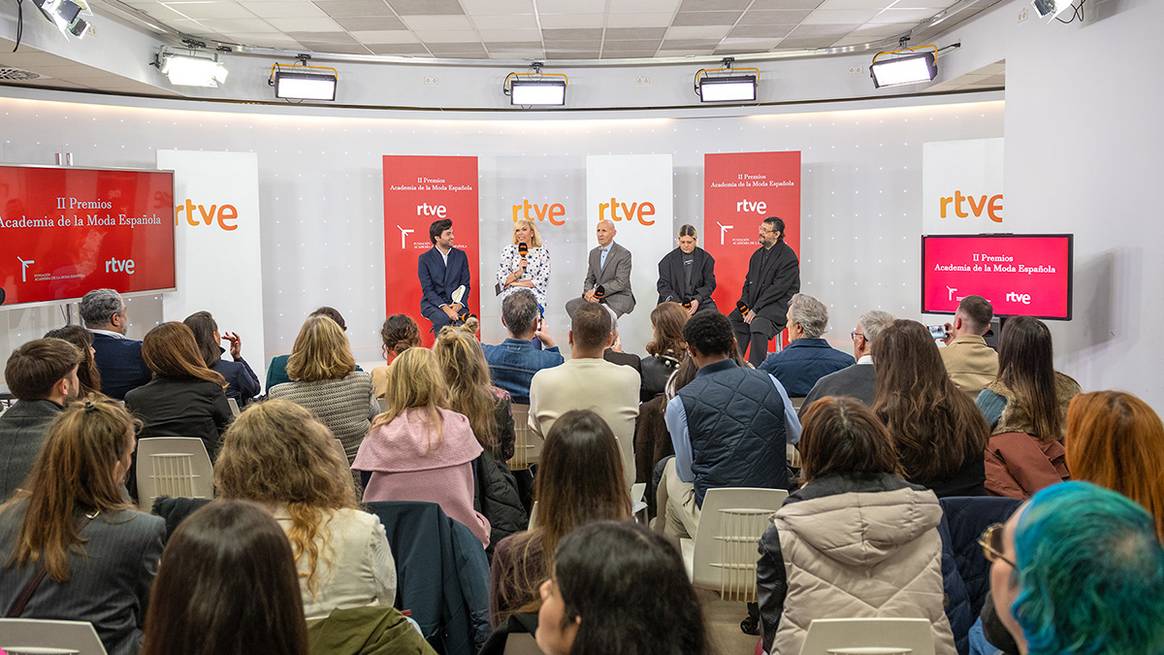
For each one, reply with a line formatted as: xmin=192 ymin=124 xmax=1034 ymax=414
xmin=268 ymin=55 xmax=340 ymax=101
xmin=693 ymin=56 xmax=760 ymax=102
xmin=869 ymin=40 xmax=960 ymax=88
xmin=502 ymin=61 xmax=569 ymax=107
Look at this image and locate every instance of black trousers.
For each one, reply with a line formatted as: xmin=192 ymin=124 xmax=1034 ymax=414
xmin=728 ymin=309 xmax=779 ymax=368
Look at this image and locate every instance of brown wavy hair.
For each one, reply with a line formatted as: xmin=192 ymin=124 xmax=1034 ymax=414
xmin=141 ymin=322 xmax=227 ymax=388
xmin=380 ymin=314 xmax=420 ymax=357
xmin=2 ymin=397 xmax=136 ymax=582
xmin=214 ymin=399 xmax=358 ymax=594
xmin=43 ymin=326 xmax=102 ymax=397
xmin=286 ymin=315 xmax=356 ymax=383
xmin=800 ymin=396 xmax=901 ymax=482
xmin=646 ymin=302 xmax=689 ymax=358
xmin=872 ymin=319 xmax=988 ymax=483
xmin=1065 ymin=391 xmax=1164 ymax=542
xmin=433 ymin=324 xmax=497 ymax=452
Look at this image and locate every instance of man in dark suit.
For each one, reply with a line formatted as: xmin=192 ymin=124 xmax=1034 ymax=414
xmin=0 ymin=337 xmax=81 ymax=500
xmin=728 ymin=217 xmax=801 ymax=367
xmin=656 ymin=224 xmax=717 ymax=315
xmin=80 ymin=288 xmax=152 ymax=400
xmin=418 ymin=218 xmax=472 ymax=334
xmin=565 ymin=220 xmax=635 ymax=319
xmin=800 ymin=309 xmax=895 ymax=414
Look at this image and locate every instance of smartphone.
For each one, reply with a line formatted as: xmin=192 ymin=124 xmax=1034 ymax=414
xmin=928 ymin=324 xmax=949 ymax=341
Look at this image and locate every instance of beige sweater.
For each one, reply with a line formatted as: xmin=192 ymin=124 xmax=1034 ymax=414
xmin=269 ymin=371 xmax=376 ymax=462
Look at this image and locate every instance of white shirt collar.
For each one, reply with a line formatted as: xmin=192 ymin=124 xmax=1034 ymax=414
xmin=89 ymin=328 xmax=127 ymax=340
xmin=857 ymin=354 xmax=873 ymax=365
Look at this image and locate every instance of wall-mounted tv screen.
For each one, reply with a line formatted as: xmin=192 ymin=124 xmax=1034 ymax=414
xmin=922 ymin=234 xmax=1073 ymax=320
xmin=0 ymin=164 xmax=175 ymax=308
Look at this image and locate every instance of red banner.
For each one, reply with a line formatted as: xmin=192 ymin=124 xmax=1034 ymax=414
xmin=383 ymin=156 xmax=479 ymax=346
xmin=0 ymin=165 xmax=175 ymax=307
xmin=703 ymin=152 xmax=802 ymax=325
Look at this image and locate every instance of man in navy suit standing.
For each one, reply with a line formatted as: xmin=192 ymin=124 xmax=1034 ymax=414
xmin=418 ymin=218 xmax=471 ymax=334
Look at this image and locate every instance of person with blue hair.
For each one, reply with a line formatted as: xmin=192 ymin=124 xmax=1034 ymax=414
xmin=983 ymin=481 xmax=1164 ymax=655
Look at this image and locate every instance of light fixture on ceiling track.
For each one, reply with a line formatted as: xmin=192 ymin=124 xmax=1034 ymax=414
xmin=694 ymin=58 xmax=760 ymax=103
xmin=269 ymin=54 xmax=339 ymax=101
xmin=154 ymin=41 xmax=230 ymax=88
xmin=503 ymin=62 xmax=568 ymax=107
xmin=28 ymin=0 xmax=92 ymax=39
xmin=869 ymin=39 xmax=960 ymax=89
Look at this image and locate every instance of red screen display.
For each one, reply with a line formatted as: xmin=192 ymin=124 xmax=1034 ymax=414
xmin=0 ymin=165 xmax=175 ymax=307
xmin=922 ymin=234 xmax=1073 ymax=320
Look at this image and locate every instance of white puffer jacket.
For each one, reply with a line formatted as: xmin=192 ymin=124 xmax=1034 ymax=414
xmin=771 ymin=486 xmax=957 ymax=655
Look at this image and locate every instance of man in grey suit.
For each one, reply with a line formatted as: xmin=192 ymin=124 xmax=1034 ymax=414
xmin=566 ymin=220 xmax=636 ymax=319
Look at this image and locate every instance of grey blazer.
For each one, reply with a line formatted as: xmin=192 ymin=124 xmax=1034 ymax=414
xmin=0 ymin=503 xmax=165 ymax=655
xmin=0 ymin=399 xmax=63 ymax=501
xmin=582 ymin=242 xmax=636 ymax=316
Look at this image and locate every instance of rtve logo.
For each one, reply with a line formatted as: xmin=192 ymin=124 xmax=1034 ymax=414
xmin=174 ymin=200 xmax=239 ymax=231
xmin=939 ymin=190 xmax=1004 ymax=223
xmin=736 ymin=199 xmax=767 ymax=214
xmin=598 ymin=197 xmax=655 ymax=226
xmin=511 ymin=199 xmax=566 ymax=226
xmin=105 ymin=257 xmax=136 ymax=275
xmin=417 ymin=203 xmax=447 ymax=218
xmin=1006 ymin=291 xmax=1032 ymax=305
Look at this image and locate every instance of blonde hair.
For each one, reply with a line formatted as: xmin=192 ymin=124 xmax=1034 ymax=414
xmin=214 ymin=399 xmax=357 ymax=594
xmin=373 ymin=348 xmax=446 ymax=447
xmin=286 ymin=316 xmax=356 ymax=382
xmin=511 ymin=218 xmax=543 ymax=249
xmin=434 ymin=324 xmax=496 ymax=452
xmin=3 ymin=396 xmax=135 ymax=582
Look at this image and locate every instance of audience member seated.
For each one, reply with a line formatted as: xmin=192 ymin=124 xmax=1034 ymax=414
xmin=758 ymin=293 xmax=854 ymax=397
xmin=125 ymin=322 xmax=232 ymax=462
xmin=1065 ymin=391 xmax=1164 ymax=541
xmin=533 ymin=521 xmax=710 ymax=655
xmin=801 ymin=309 xmax=895 ymax=410
xmin=757 ymin=397 xmax=957 ymax=655
xmin=602 ymin=321 xmax=642 ymax=373
xmin=266 ymin=306 xmax=352 ymax=391
xmin=43 ymin=325 xmax=102 ymax=397
xmin=640 ymin=302 xmax=687 ymax=402
xmin=529 ymin=303 xmax=640 ymax=490
xmin=183 ymin=310 xmax=261 ymax=408
xmin=141 ymin=500 xmax=309 ymax=655
xmin=482 ymin=290 xmax=564 ymax=405
xmin=0 ymin=338 xmax=81 ymax=500
xmin=214 ymin=399 xmax=396 ymax=619
xmin=353 ymin=347 xmax=491 ymax=548
xmin=490 ymin=410 xmax=631 ymax=626
xmin=434 ymin=322 xmax=525 ymax=549
xmin=268 ymin=315 xmax=374 ymax=464
xmin=371 ymin=313 xmax=421 ymax=399
xmin=977 ymin=316 xmax=1080 ymax=437
xmin=0 ymin=398 xmax=165 ymax=655
xmin=80 ymin=288 xmax=151 ymax=399
xmin=985 ymin=482 xmax=1164 ymax=654
xmin=873 ymin=319 xmax=989 ymax=497
xmin=939 ymin=295 xmax=999 ymax=397
xmin=657 ymin=311 xmax=791 ymax=540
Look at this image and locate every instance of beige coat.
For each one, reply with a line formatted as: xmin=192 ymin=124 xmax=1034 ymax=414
xmin=940 ymin=335 xmax=999 ymax=397
xmin=772 ymin=487 xmax=957 ymax=655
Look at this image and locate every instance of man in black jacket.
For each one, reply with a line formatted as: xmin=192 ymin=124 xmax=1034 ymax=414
xmin=729 ymin=217 xmax=801 ymax=367
xmin=0 ymin=338 xmax=81 ymax=500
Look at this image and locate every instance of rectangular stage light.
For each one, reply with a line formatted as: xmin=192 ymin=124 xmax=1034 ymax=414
xmin=510 ymin=79 xmax=566 ymax=106
xmin=161 ymin=53 xmax=229 ymax=88
xmin=274 ymin=69 xmax=338 ymax=101
xmin=698 ymin=74 xmax=758 ymax=102
xmin=870 ymin=51 xmax=937 ymax=88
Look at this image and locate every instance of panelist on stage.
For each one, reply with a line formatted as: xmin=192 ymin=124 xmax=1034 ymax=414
xmin=418 ymin=218 xmax=471 ymax=334
xmin=656 ymin=224 xmax=717 ymax=316
xmin=565 ymin=220 xmax=635 ymax=319
xmin=495 ymin=218 xmax=551 ymax=309
xmin=728 ymin=216 xmax=800 ymax=367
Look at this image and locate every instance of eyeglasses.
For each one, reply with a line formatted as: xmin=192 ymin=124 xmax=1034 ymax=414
xmin=850 ymin=330 xmax=865 ymax=341
xmin=978 ymin=523 xmax=1016 ymax=568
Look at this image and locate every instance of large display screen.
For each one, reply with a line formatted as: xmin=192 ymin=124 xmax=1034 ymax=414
xmin=0 ymin=165 xmax=175 ymax=308
xmin=922 ymin=234 xmax=1073 ymax=320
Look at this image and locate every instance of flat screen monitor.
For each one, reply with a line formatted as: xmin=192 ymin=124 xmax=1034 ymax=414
xmin=921 ymin=234 xmax=1073 ymax=320
xmin=0 ymin=165 xmax=175 ymax=308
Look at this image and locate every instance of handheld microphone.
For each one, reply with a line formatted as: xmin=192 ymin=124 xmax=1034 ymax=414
xmin=518 ymin=242 xmax=529 ymax=274
xmin=682 ymin=300 xmax=692 ymax=309
xmin=736 ymin=300 xmax=750 ymax=316
xmin=595 ymin=285 xmax=607 ymax=303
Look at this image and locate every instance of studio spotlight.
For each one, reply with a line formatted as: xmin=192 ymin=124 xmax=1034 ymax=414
xmin=1032 ymin=0 xmax=1076 ymax=19
xmin=156 ymin=46 xmax=229 ymax=88
xmin=870 ymin=45 xmax=939 ymax=88
xmin=694 ymin=58 xmax=759 ymax=103
xmin=270 ymin=58 xmax=338 ymax=101
xmin=31 ymin=0 xmax=92 ymax=38
xmin=503 ymin=63 xmax=568 ymax=107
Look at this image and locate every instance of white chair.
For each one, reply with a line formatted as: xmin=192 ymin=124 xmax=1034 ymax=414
xmin=0 ymin=618 xmax=108 ymax=655
xmin=799 ymin=618 xmax=935 ymax=655
xmin=682 ymin=487 xmax=788 ymax=602
xmin=508 ymin=403 xmax=543 ymax=471
xmin=135 ymin=437 xmax=214 ymax=511
xmin=377 ymin=397 xmax=389 ymax=413
xmin=227 ymin=397 xmax=241 ymax=417
xmin=630 ymin=482 xmax=648 ymax=524
xmin=330 ymin=438 xmax=348 ymax=463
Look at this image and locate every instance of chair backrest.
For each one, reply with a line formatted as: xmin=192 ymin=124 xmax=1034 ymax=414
xmin=330 ymin=438 xmax=348 ymax=463
xmin=135 ymin=437 xmax=214 ymax=511
xmin=0 ymin=618 xmax=108 ymax=655
xmin=227 ymin=397 xmax=241 ymax=417
xmin=508 ymin=403 xmax=542 ymax=470
xmin=503 ymin=633 xmax=544 ymax=655
xmin=799 ymin=618 xmax=935 ymax=655
xmin=377 ymin=397 xmax=389 ymax=413
xmin=690 ymin=487 xmax=788 ymax=600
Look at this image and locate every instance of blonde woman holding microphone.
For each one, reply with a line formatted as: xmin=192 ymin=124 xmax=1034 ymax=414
xmin=496 ymin=219 xmax=551 ymax=312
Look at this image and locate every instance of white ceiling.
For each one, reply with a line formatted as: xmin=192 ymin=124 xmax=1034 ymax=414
xmin=109 ymin=0 xmax=961 ymax=59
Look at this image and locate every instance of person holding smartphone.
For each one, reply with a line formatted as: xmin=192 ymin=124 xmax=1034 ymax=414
xmin=938 ymin=295 xmax=999 ymax=398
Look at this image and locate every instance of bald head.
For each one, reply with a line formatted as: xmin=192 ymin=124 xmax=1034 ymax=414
xmin=596 ymin=220 xmax=615 ymax=247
